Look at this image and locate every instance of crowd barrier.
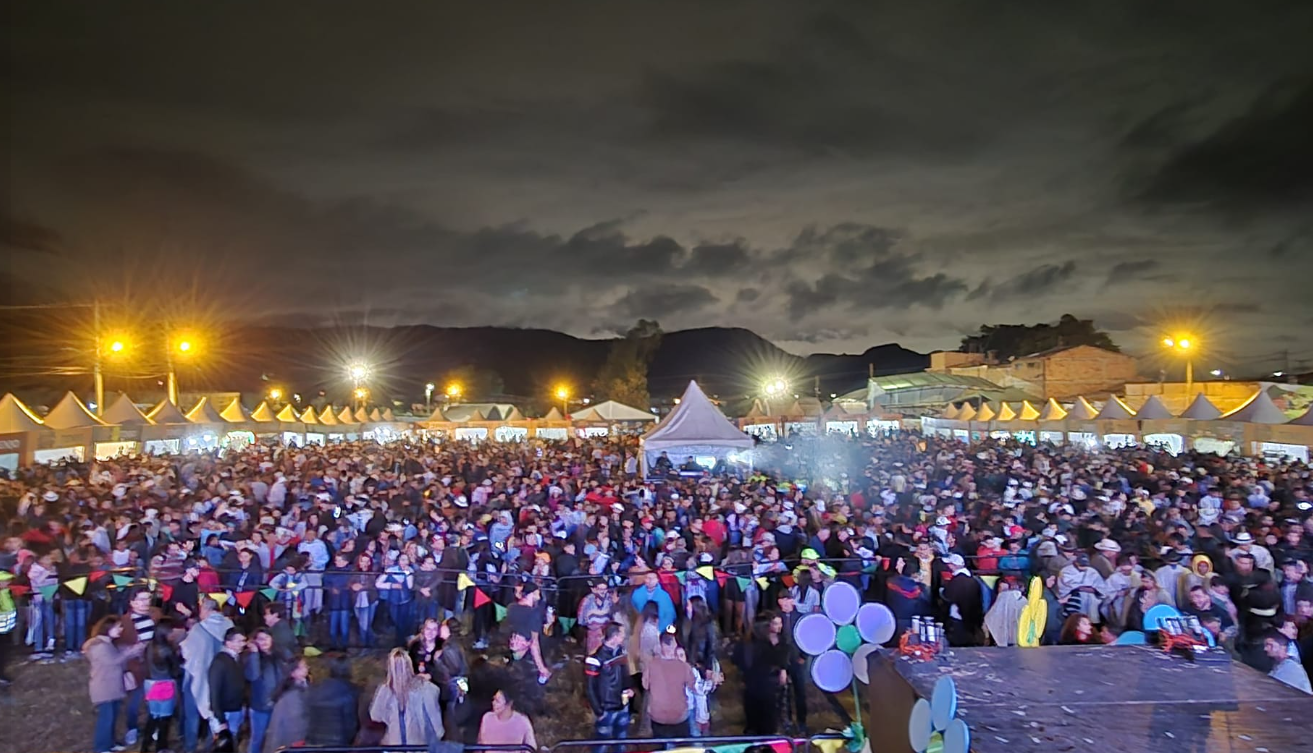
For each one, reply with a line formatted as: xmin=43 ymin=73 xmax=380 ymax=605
xmin=273 ymin=733 xmax=848 ymax=753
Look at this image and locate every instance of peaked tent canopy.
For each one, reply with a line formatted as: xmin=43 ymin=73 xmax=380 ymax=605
xmin=219 ymin=399 xmax=250 ymax=423
xmin=0 ymin=393 xmax=45 ymax=432
xmin=956 ymin=403 xmax=978 ymax=421
xmin=974 ymin=403 xmax=997 ymax=422
xmin=275 ymin=404 xmax=301 ymax=423
xmin=147 ymin=399 xmax=191 ymax=425
xmin=249 ymin=402 xmax=277 ymax=422
xmin=1018 ymin=401 xmax=1042 ymax=421
xmin=572 ymin=400 xmax=657 ymax=423
xmin=44 ymin=392 xmax=107 ymax=429
xmin=1134 ymin=395 xmax=1175 ymax=420
xmin=640 ymin=381 xmax=753 ymax=473
xmin=337 ymin=406 xmax=355 ymax=424
xmin=185 ymin=397 xmax=225 ymax=425
xmin=1180 ymin=394 xmax=1223 ymax=420
xmin=318 ymin=406 xmax=339 ymax=425
xmin=354 ymin=407 xmax=369 ymax=423
xmin=1094 ymin=396 xmax=1136 ymax=420
xmin=300 ymin=406 xmax=320 ymax=424
xmin=996 ymin=403 xmax=1017 ymax=421
xmin=542 ymin=406 xmax=565 ymax=421
xmin=101 ymin=394 xmax=154 ymax=426
xmin=368 ymin=408 xmax=383 ymax=422
xmin=1289 ymin=405 xmax=1313 ymax=426
xmin=1037 ymin=398 xmax=1068 ymax=422
xmin=940 ymin=404 xmax=960 ymax=420
xmin=1221 ymin=391 xmax=1288 ymax=424
xmin=382 ymin=408 xmax=396 ymax=421
xmin=1068 ymin=397 xmax=1099 ymax=421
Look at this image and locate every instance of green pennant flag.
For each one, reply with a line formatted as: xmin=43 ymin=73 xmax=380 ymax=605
xmin=736 ymin=576 xmax=751 ymax=591
xmin=261 ymin=587 xmax=279 ymax=601
xmin=494 ymin=603 xmax=508 ymax=622
xmin=38 ymin=584 xmax=58 ymax=600
xmin=112 ymin=575 xmax=133 ymax=588
xmin=675 ymin=571 xmax=688 ymax=584
xmin=558 ymin=616 xmax=576 ymax=632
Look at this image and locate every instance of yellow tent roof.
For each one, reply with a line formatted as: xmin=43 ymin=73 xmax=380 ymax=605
xmin=1068 ymin=397 xmax=1099 ymax=421
xmin=1018 ymin=401 xmax=1041 ymax=421
xmin=0 ymin=393 xmax=45 ymax=432
xmin=974 ymin=403 xmax=997 ymax=421
xmin=147 ymin=399 xmax=190 ymax=425
xmin=353 ymin=406 xmax=369 ymax=423
xmin=299 ymin=406 xmax=319 ymax=424
xmin=101 ymin=394 xmax=154 ymax=426
xmin=957 ymin=403 xmax=977 ymax=421
xmin=940 ymin=403 xmax=960 ymax=420
xmin=44 ymin=391 xmax=107 ymax=429
xmin=996 ymin=403 xmax=1017 ymax=421
xmin=275 ymin=404 xmax=300 ymax=422
xmin=368 ymin=407 xmax=383 ymax=422
xmin=317 ymin=406 xmax=338 ymax=425
xmin=336 ymin=406 xmax=354 ymax=424
xmin=1038 ymin=398 xmax=1068 ymax=421
xmin=542 ymin=406 xmax=564 ymax=421
xmin=249 ymin=402 xmax=277 ymax=422
xmin=219 ymin=399 xmax=250 ymax=423
xmin=382 ymin=408 xmax=396 ymax=421
xmin=1094 ymin=395 xmax=1137 ymax=420
xmin=185 ymin=397 xmax=225 ymax=424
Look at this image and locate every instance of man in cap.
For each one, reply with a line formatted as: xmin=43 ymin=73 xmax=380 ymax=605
xmin=940 ymin=553 xmax=983 ymax=646
xmin=1230 ymin=531 xmax=1275 ymax=574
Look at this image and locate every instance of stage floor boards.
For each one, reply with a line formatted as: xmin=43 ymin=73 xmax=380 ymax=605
xmin=893 ymin=645 xmax=1313 ymax=753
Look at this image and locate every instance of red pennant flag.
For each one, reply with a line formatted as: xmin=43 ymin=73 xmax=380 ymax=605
xmin=715 ymin=571 xmax=729 ymax=588
xmin=658 ymin=571 xmax=678 ymax=586
xmin=781 ymin=574 xmax=795 ymax=588
xmin=90 ymin=570 xmax=108 ymax=582
xmin=235 ymin=591 xmax=255 ymax=609
xmin=473 ymin=588 xmax=491 ymax=608
xmin=882 ymin=557 xmax=892 ymax=570
xmin=9 ymin=584 xmax=30 ymax=597
xmin=159 ymin=584 xmax=174 ymax=601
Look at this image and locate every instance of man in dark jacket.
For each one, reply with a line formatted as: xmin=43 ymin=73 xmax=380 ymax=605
xmin=208 ymin=628 xmax=248 ymax=739
xmin=941 ymin=554 xmax=984 ymax=647
xmin=585 ymin=623 xmax=632 ymax=746
xmin=305 ymin=655 xmax=361 ymax=746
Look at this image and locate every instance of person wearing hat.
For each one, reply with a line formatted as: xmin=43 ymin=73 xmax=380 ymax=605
xmin=1090 ymin=539 xmax=1121 ymax=580
xmin=940 ymin=553 xmax=984 ymax=646
xmin=1229 ymin=530 xmax=1275 ymax=575
xmin=1153 ymin=549 xmax=1192 ymax=609
xmin=1057 ymin=553 xmax=1108 ymax=625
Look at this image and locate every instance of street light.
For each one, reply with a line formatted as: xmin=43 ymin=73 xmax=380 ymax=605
xmin=348 ymin=362 xmax=370 ymax=385
xmin=446 ymin=383 xmax=462 ymax=404
xmin=554 ymin=385 xmax=570 ymax=417
xmin=269 ymin=388 xmax=283 ymax=402
xmin=425 ymin=382 xmax=436 ymax=409
xmin=167 ymin=335 xmax=197 ymax=406
xmin=1162 ymin=334 xmax=1196 ymax=399
xmin=95 ymin=333 xmax=132 ymax=415
xmin=761 ymin=376 xmax=789 ymax=415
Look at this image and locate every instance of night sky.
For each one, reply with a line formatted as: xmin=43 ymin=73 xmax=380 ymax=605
xmin=5 ymin=2 xmax=1312 ymax=367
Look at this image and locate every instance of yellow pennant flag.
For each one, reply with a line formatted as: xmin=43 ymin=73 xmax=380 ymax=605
xmin=148 ymin=578 xmax=159 ymax=592
xmin=457 ymin=573 xmax=475 ymax=591
xmin=696 ymin=565 xmax=715 ymax=580
xmin=303 ymin=646 xmax=323 ymax=657
xmin=815 ymin=738 xmax=847 ymax=753
xmin=65 ymin=576 xmax=89 ymax=596
xmin=211 ymin=592 xmax=230 ymax=608
xmin=756 ymin=577 xmax=769 ymax=590
xmin=980 ymin=575 xmax=999 ymax=590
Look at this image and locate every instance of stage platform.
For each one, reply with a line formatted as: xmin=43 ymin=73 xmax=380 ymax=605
xmin=866 ymin=645 xmax=1313 ymax=753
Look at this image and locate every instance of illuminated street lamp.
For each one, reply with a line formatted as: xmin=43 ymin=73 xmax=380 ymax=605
xmin=761 ymin=376 xmax=789 ymax=415
xmin=425 ymin=382 xmax=436 ymax=409
xmin=95 ymin=333 xmax=132 ymax=416
xmin=268 ymin=388 xmax=283 ymax=405
xmin=446 ymin=383 xmax=462 ymax=405
xmin=554 ymin=385 xmax=570 ymax=417
xmin=167 ymin=335 xmax=197 ymax=406
xmin=347 ymin=362 xmax=370 ymax=386
xmin=1162 ymin=335 xmax=1196 ymax=399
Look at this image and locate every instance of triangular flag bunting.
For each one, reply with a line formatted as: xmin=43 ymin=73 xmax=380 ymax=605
xmin=90 ymin=570 xmax=107 ymax=582
xmin=494 ymin=603 xmax=508 ymax=622
xmin=9 ymin=584 xmax=30 ymax=597
xmin=235 ymin=591 xmax=256 ymax=609
xmin=64 ymin=577 xmax=89 ymax=596
xmin=261 ymin=587 xmax=278 ymax=601
xmin=211 ymin=592 xmax=230 ymax=607
xmin=715 ymin=571 xmax=729 ymax=587
xmin=736 ymin=577 xmax=751 ymax=591
xmin=558 ymin=616 xmax=576 ymax=632
xmin=675 ymin=571 xmax=688 ymax=584
xmin=113 ymin=575 xmax=133 ymax=588
xmin=159 ymin=584 xmax=174 ymax=602
xmin=980 ymin=575 xmax=999 ymax=590
xmin=473 ymin=588 xmax=492 ymax=608
xmin=756 ymin=577 xmax=769 ymax=590
xmin=303 ymin=646 xmax=323 ymax=657
xmin=148 ymin=578 xmax=158 ymax=591
xmin=38 ymin=584 xmax=58 ymax=600
xmin=781 ymin=574 xmax=795 ymax=588
xmin=457 ymin=573 xmax=475 ymax=591
xmin=696 ymin=566 xmax=715 ymax=580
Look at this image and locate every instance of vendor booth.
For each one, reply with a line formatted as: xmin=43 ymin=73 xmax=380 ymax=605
xmin=640 ymin=380 xmax=754 ymax=476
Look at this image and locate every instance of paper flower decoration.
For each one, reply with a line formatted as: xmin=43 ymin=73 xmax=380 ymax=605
xmin=1016 ymin=576 xmax=1047 ymax=648
xmin=793 ymin=582 xmax=897 ymax=691
xmin=908 ymin=676 xmax=970 ymax=753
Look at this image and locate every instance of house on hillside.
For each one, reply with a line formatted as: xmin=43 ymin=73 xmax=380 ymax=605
xmin=927 ymin=345 xmax=1139 ymax=400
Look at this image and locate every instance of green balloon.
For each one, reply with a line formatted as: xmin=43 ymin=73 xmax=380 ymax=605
xmin=836 ymin=624 xmax=862 ymax=654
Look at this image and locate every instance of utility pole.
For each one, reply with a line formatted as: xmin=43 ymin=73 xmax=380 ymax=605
xmin=92 ymin=300 xmax=104 ymax=416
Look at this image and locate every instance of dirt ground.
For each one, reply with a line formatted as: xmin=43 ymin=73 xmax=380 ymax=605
xmin=0 ymin=641 xmax=851 ymax=753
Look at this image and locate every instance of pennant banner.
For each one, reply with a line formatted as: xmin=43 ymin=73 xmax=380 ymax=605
xmin=211 ymin=592 xmax=230 ymax=608
xmin=715 ymin=572 xmax=729 ymax=588
xmin=980 ymin=575 xmax=999 ymax=590
xmin=781 ymin=574 xmax=795 ymax=588
xmin=64 ymin=577 xmax=88 ymax=596
xmin=159 ymin=584 xmax=174 ymax=602
xmin=90 ymin=570 xmax=108 ymax=582
xmin=696 ymin=566 xmax=715 ymax=581
xmin=494 ymin=603 xmax=508 ymax=622
xmin=113 ymin=575 xmax=133 ymax=588
xmin=9 ymin=584 xmax=30 ymax=597
xmin=235 ymin=591 xmax=256 ymax=609
xmin=457 ymin=573 xmax=475 ymax=591
xmin=756 ymin=577 xmax=769 ymax=590
xmin=303 ymin=646 xmax=323 ymax=657
xmin=736 ymin=577 xmax=751 ymax=591
xmin=473 ymin=588 xmax=492 ymax=609
xmin=558 ymin=616 xmax=576 ymax=632
xmin=675 ymin=571 xmax=688 ymax=584
xmin=38 ymin=584 xmax=58 ymax=600
xmin=260 ymin=587 xmax=278 ymax=601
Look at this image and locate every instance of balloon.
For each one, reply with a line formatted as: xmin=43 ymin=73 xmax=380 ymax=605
xmin=851 ymin=643 xmax=879 ymax=684
xmin=822 ymin=582 xmax=861 ymax=625
xmin=908 ymin=699 xmax=933 ymax=753
xmin=931 ymin=676 xmax=957 ymax=732
xmin=1144 ymin=604 xmax=1182 ymax=632
xmin=856 ymin=602 xmax=896 ymax=645
xmin=836 ymin=624 xmax=862 ymax=654
xmin=811 ymin=649 xmax=854 ymax=693
xmin=794 ymin=613 xmax=837 ymax=656
xmin=943 ymin=719 xmax=970 ymax=753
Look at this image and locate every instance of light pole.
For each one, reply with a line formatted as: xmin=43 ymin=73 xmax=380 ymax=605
xmin=555 ymin=385 xmax=570 ymax=417
xmin=167 ymin=336 xmax=195 ymax=405
xmin=425 ymin=382 xmax=436 ymax=409
xmin=1162 ymin=336 xmax=1195 ymax=399
xmin=761 ymin=377 xmax=788 ymax=415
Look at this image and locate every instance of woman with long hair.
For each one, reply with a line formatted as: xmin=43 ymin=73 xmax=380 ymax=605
xmin=350 ymin=552 xmax=379 ymax=647
xmin=1058 ymin=614 xmax=1103 ymax=645
xmin=265 ymin=658 xmax=311 ymax=752
xmin=141 ymin=621 xmax=182 ymax=753
xmin=369 ymin=647 xmax=445 ymax=746
xmin=86 ymin=615 xmax=145 ymax=753
xmin=409 ymin=618 xmax=452 ymax=689
xmin=732 ymin=614 xmax=788 ymax=736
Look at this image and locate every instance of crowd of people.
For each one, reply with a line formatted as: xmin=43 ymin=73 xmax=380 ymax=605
xmin=2 ymin=430 xmax=1312 ymax=753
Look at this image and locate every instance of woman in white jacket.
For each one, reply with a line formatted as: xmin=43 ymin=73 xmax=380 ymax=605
xmin=370 ymin=647 xmax=444 ymax=746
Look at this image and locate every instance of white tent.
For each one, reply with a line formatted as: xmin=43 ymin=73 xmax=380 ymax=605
xmin=640 ymin=381 xmax=753 ymax=474
xmin=102 ymin=394 xmax=154 ymax=425
xmin=571 ymin=400 xmax=657 ymax=423
xmin=185 ymin=397 xmax=225 ymax=425
xmin=0 ymin=393 xmax=45 ymax=432
xmin=44 ymin=392 xmax=107 ymax=429
xmin=1068 ymin=397 xmax=1099 ymax=421
xmin=219 ymin=399 xmax=250 ymax=423
xmin=1037 ymin=398 xmax=1068 ymax=422
xmin=1180 ymin=394 xmax=1223 ymax=420
xmin=1220 ymin=391 xmax=1289 ymax=424
xmin=147 ymin=399 xmax=191 ymax=425
xmin=1094 ymin=395 xmax=1136 ymax=420
xmin=1133 ymin=395 xmax=1175 ymax=420
xmin=249 ymin=402 xmax=277 ymax=422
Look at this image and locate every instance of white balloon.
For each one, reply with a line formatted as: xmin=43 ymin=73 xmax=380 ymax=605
xmin=943 ymin=719 xmax=971 ymax=753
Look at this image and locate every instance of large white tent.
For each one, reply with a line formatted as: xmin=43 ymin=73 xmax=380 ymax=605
xmin=102 ymin=394 xmax=154 ymax=425
xmin=1180 ymin=394 xmax=1223 ymax=420
xmin=43 ymin=392 xmax=107 ymax=429
xmin=0 ymin=394 xmax=44 ymax=433
xmin=1221 ymin=391 xmax=1289 ymax=424
xmin=640 ymin=381 xmax=753 ymax=474
xmin=1133 ymin=395 xmax=1175 ymax=420
xmin=570 ymin=400 xmax=657 ymax=423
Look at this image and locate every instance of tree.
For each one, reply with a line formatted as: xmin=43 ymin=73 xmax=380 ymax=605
xmin=594 ymin=319 xmax=662 ymax=408
xmin=960 ymin=314 xmax=1118 ymax=360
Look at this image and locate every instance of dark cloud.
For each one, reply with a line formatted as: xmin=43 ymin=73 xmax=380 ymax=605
xmin=1104 ymin=259 xmax=1161 ymax=286
xmin=608 ymin=284 xmax=718 ymax=320
xmin=681 ymin=241 xmax=752 ymax=276
xmin=735 ymin=288 xmax=761 ymax=303
xmin=968 ymin=262 xmax=1078 ymax=303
